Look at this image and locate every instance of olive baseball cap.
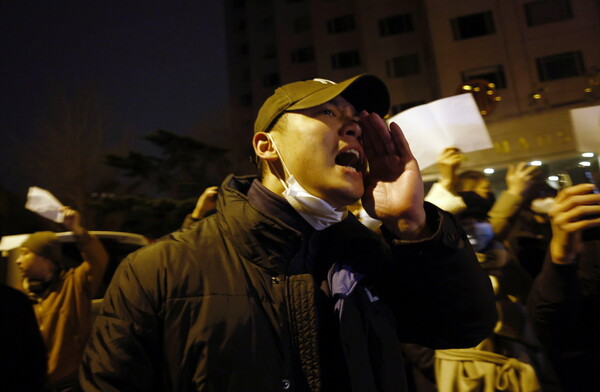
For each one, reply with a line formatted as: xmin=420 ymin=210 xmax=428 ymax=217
xmin=254 ymin=73 xmax=390 ymax=134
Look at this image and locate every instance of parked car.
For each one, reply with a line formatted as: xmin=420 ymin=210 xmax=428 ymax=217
xmin=0 ymin=231 xmax=149 ymax=321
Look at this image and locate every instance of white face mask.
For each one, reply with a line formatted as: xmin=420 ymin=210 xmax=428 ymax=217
xmin=268 ymin=134 xmax=348 ymax=230
xmin=466 ymin=222 xmax=494 ymax=252
xmin=530 ymin=197 xmax=554 ymax=215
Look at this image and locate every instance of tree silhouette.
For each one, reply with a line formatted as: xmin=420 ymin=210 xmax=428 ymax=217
xmin=94 ymin=129 xmax=230 ymax=238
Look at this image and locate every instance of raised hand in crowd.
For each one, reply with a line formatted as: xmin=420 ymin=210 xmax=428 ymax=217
xmin=191 ymin=186 xmax=219 ymax=220
xmin=61 ymin=207 xmax=85 ymax=235
xmin=548 ymin=183 xmax=600 ymax=264
xmin=437 ymin=147 xmax=463 ymax=192
xmin=359 ymin=111 xmax=428 ymax=239
xmin=505 ymin=162 xmax=541 ymax=198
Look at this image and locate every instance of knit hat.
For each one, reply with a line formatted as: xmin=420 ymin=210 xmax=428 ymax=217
xmin=254 ymin=74 xmax=390 ymax=134
xmin=21 ymin=231 xmax=62 ymax=264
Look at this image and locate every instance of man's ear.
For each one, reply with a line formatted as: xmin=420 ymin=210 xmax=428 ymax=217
xmin=253 ymin=132 xmax=278 ymax=162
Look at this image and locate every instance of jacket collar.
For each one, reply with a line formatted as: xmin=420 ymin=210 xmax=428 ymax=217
xmin=216 ymin=174 xmax=307 ymax=275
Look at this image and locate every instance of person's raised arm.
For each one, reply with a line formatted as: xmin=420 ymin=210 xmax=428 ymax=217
xmin=548 ymin=183 xmax=600 ymax=264
xmin=424 ymin=148 xmax=467 ymax=214
xmin=191 ymin=186 xmax=218 ymax=220
xmin=437 ymin=147 xmax=463 ymax=192
xmin=61 ymin=207 xmax=108 ymax=296
xmin=359 ymin=111 xmax=428 ymax=240
xmin=181 ymin=186 xmax=219 ymax=229
xmin=489 ymin=162 xmax=540 ymax=240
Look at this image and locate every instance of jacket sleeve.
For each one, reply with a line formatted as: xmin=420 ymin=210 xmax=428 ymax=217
xmin=526 ymin=254 xmax=581 ymax=350
xmin=79 ymin=248 xmax=163 ymax=392
xmin=74 ymin=231 xmax=109 ymax=298
xmin=488 ymin=190 xmax=524 ymax=242
xmin=381 ymin=202 xmax=497 ymax=349
xmin=424 ymin=182 xmax=467 ymax=215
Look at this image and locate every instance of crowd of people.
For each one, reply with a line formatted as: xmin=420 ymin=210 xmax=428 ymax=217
xmin=2 ymin=73 xmax=598 ymax=392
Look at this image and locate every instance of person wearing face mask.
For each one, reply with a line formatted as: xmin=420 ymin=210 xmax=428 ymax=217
xmin=434 ymin=198 xmax=561 ymax=391
xmin=458 ymin=197 xmax=533 ymax=303
xmin=425 ymin=150 xmax=543 ymax=245
xmin=505 ymin=181 xmax=557 ymax=278
xmin=80 ymin=74 xmax=496 ymax=392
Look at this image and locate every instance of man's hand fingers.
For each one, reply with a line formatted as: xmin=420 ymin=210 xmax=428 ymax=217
xmin=555 ymin=183 xmax=597 ymax=203
xmin=557 ymin=214 xmax=600 ymax=234
xmin=389 ymin=121 xmax=414 ymax=161
xmin=360 ymin=111 xmax=397 ymax=156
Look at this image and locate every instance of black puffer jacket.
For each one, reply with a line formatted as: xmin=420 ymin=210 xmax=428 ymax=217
xmin=80 ymin=175 xmax=496 ymax=392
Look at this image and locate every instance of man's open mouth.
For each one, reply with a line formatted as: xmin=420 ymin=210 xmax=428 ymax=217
xmin=335 ymin=149 xmax=363 ymax=172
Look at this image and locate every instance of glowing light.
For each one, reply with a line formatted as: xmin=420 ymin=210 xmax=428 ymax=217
xmin=462 ymin=85 xmax=472 ymax=91
xmin=495 ymin=96 xmax=502 ymax=101
xmin=579 ymin=161 xmax=591 ymax=167
xmin=486 ymin=90 xmax=494 ymax=95
xmin=474 ymin=87 xmax=481 ymax=92
xmin=582 ymin=152 xmax=594 ymax=158
xmin=548 ymin=176 xmax=559 ymax=182
xmin=529 ymin=160 xmax=542 ymax=166
xmin=584 ymin=88 xmax=592 ymax=93
xmin=488 ymin=83 xmax=496 ymax=88
xmin=481 ymin=110 xmax=487 ymax=115
xmin=483 ymin=168 xmax=495 ymax=174
xmin=533 ymin=94 xmax=542 ymax=100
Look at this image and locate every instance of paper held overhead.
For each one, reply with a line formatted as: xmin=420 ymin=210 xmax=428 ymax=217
xmin=570 ymin=105 xmax=600 ymax=153
xmin=386 ymin=93 xmax=493 ymax=169
xmin=25 ymin=186 xmax=65 ymax=223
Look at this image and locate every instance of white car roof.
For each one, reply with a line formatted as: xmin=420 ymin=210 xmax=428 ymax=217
xmin=0 ymin=231 xmax=149 ymax=251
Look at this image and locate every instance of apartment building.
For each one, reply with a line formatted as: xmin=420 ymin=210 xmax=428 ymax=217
xmin=225 ymin=0 xmax=600 ymax=181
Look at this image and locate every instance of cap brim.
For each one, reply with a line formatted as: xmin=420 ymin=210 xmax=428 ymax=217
xmin=288 ymin=74 xmax=390 ymax=117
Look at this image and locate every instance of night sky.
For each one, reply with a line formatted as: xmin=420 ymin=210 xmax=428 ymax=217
xmin=1 ymin=1 xmax=229 ymax=193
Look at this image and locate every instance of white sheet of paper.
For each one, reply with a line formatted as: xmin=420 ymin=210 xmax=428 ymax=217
xmin=25 ymin=186 xmax=65 ymax=223
xmin=386 ymin=93 xmax=493 ymax=169
xmin=570 ymin=105 xmax=600 ymax=152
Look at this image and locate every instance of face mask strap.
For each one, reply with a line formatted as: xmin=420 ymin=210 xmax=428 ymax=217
xmin=266 ymin=133 xmax=293 ymax=190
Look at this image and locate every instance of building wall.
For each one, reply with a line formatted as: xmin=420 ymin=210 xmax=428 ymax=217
xmin=225 ymin=0 xmax=600 ymax=176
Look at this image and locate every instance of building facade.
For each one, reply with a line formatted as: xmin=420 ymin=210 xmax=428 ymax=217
xmin=225 ymin=0 xmax=600 ymax=184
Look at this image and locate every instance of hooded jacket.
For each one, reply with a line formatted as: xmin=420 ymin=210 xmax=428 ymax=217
xmin=80 ymin=175 xmax=496 ymax=392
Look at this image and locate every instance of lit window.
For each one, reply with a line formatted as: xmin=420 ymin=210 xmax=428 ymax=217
xmin=379 ymin=13 xmax=413 ymax=36
xmin=451 ymin=11 xmax=495 ymax=40
xmin=524 ymin=0 xmax=572 ymax=26
xmin=386 ymin=54 xmax=420 ymax=78
xmin=462 ymin=65 xmax=507 ymax=89
xmin=327 ymin=15 xmax=356 ymax=34
xmin=536 ymin=51 xmax=585 ymax=82
xmin=331 ymin=50 xmax=361 ymax=69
